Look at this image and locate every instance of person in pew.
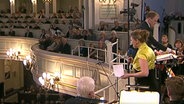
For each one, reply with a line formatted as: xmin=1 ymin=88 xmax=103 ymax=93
xmin=121 ymin=29 xmax=160 ymax=92
xmin=51 ymin=13 xmax=58 ymax=18
xmin=24 ymin=22 xmax=32 ymax=29
xmin=82 ymin=29 xmax=90 ymax=40
xmin=25 ymin=13 xmax=32 ymax=19
xmin=32 ymin=23 xmax=40 ymax=29
xmin=59 ymin=37 xmax=71 ymax=54
xmin=14 ymin=22 xmax=24 ymax=28
xmin=38 ymin=10 xmax=45 ymax=19
xmin=8 ymin=22 xmax=14 ymax=28
xmin=65 ymin=76 xmax=107 ymax=104
xmin=8 ymin=27 xmax=15 ymax=36
xmin=46 ymin=37 xmax=62 ymax=52
xmin=1 ymin=22 xmax=8 ymax=28
xmin=88 ymin=29 xmax=97 ymax=41
xmin=98 ymin=31 xmax=106 ymax=42
xmin=29 ymin=18 xmax=36 ymax=23
xmin=0 ymin=28 xmax=5 ymax=36
xmin=95 ymin=40 xmax=106 ymax=61
xmin=122 ymin=22 xmax=129 ymax=32
xmin=25 ymin=28 xmax=33 ymax=38
xmin=44 ymin=18 xmax=51 ymax=24
xmin=111 ymin=21 xmax=123 ymax=31
xmin=6 ymin=18 xmax=14 ymax=23
xmin=98 ymin=21 xmax=108 ymax=31
xmin=0 ymin=20 xmax=3 ymax=23
xmin=165 ymin=75 xmax=184 ymax=104
xmin=39 ymin=31 xmax=54 ymax=50
xmin=109 ymin=30 xmax=118 ymax=54
xmin=78 ymin=39 xmax=88 ymax=57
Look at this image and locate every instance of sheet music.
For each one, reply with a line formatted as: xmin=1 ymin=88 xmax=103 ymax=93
xmin=112 ymin=64 xmax=124 ymax=77
xmin=156 ymin=53 xmax=177 ymax=61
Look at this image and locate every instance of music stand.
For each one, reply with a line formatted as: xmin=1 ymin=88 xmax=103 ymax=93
xmin=119 ymin=90 xmax=160 ymax=104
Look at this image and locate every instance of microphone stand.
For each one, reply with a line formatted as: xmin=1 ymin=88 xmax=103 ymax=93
xmin=96 ymin=62 xmax=120 ymax=99
xmin=127 ymin=0 xmax=131 ymax=91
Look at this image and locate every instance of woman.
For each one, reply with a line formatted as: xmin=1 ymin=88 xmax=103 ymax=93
xmin=121 ymin=29 xmax=159 ymax=91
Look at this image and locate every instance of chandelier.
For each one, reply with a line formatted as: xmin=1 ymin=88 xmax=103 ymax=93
xmin=23 ymin=55 xmax=35 ymax=70
xmin=43 ymin=0 xmax=52 ymax=3
xmin=6 ymin=48 xmax=21 ymax=60
xmin=31 ymin=0 xmax=37 ymax=4
xmin=39 ymin=72 xmax=61 ymax=90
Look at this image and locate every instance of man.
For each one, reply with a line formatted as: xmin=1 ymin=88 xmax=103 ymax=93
xmin=111 ymin=21 xmax=123 ymax=31
xmin=8 ymin=27 xmax=15 ymax=36
xmin=165 ymin=76 xmax=184 ymax=104
xmin=138 ymin=11 xmax=172 ymax=52
xmin=25 ymin=28 xmax=33 ymax=38
xmin=65 ymin=76 xmax=107 ymax=104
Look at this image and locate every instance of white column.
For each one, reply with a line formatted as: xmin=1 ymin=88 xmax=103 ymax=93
xmin=45 ymin=1 xmax=50 ymax=18
xmin=105 ymin=40 xmax=113 ymax=63
xmin=83 ymin=0 xmax=95 ymax=29
xmin=10 ymin=0 xmax=15 ymax=14
xmin=32 ymin=0 xmax=37 ymax=13
xmin=52 ymin=0 xmax=57 ymax=13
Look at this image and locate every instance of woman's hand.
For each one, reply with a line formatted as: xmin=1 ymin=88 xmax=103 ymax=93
xmin=121 ymin=73 xmax=129 ymax=79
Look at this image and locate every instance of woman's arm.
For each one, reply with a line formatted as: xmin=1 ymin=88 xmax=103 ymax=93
xmin=122 ymin=58 xmax=149 ymax=78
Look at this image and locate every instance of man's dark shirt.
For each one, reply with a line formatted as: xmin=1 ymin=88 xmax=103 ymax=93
xmin=138 ymin=21 xmax=167 ymax=51
xmin=111 ymin=26 xmax=123 ymax=31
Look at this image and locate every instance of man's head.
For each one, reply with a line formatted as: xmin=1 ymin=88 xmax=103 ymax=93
xmin=165 ymin=75 xmax=184 ymax=101
xmin=77 ymin=76 xmax=95 ymax=98
xmin=145 ymin=11 xmax=159 ymax=29
xmin=161 ymin=34 xmax=169 ymax=44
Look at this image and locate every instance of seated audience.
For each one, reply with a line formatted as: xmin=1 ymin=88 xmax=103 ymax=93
xmin=51 ymin=13 xmax=58 ymax=18
xmin=1 ymin=22 xmax=8 ymax=28
xmin=65 ymin=76 xmax=106 ymax=104
xmin=24 ymin=23 xmax=32 ymax=29
xmin=109 ymin=30 xmax=118 ymax=53
xmin=32 ymin=23 xmax=40 ymax=29
xmin=39 ymin=31 xmax=54 ymax=50
xmin=47 ymin=37 xmax=62 ymax=52
xmin=59 ymin=37 xmax=71 ymax=54
xmin=78 ymin=39 xmax=88 ymax=57
xmin=25 ymin=28 xmax=33 ymax=38
xmin=0 ymin=28 xmax=5 ymax=36
xmin=165 ymin=75 xmax=184 ymax=104
xmin=8 ymin=27 xmax=15 ymax=36
xmin=88 ymin=43 xmax=96 ymax=59
xmin=98 ymin=21 xmax=108 ymax=31
xmin=122 ymin=22 xmax=128 ymax=32
xmin=111 ymin=21 xmax=123 ymax=31
xmin=14 ymin=22 xmax=24 ymax=28
xmin=45 ymin=18 xmax=51 ymax=24
xmin=95 ymin=40 xmax=106 ymax=61
xmin=98 ymin=31 xmax=106 ymax=42
xmin=38 ymin=10 xmax=45 ymax=19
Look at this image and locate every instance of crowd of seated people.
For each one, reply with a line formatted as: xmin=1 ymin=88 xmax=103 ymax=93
xmin=97 ymin=21 xmax=129 ymax=32
xmin=39 ymin=29 xmax=71 ymax=55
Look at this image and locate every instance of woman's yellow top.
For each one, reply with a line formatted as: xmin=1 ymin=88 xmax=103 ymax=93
xmin=133 ymin=43 xmax=155 ymax=71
